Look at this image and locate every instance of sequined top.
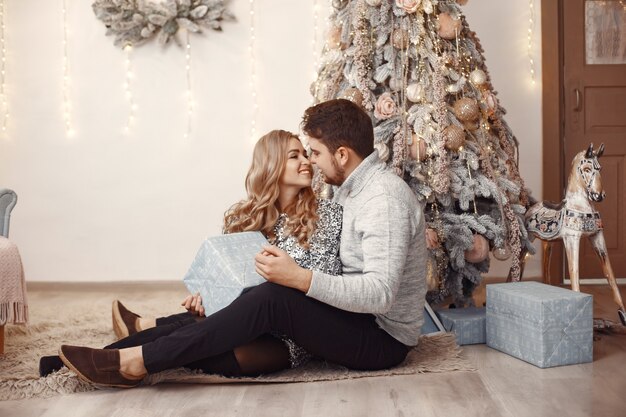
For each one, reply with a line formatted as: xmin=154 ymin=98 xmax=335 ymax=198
xmin=271 ymin=199 xmax=343 ymax=276
xmin=269 ymin=199 xmax=343 ymax=368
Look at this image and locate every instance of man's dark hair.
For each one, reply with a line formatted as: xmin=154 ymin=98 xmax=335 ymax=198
xmin=301 ymin=99 xmax=375 ymax=159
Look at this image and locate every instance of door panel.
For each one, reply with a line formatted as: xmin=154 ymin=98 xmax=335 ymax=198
xmin=563 ymin=0 xmax=626 ymax=279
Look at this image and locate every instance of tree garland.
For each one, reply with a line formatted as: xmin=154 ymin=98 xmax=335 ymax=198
xmin=92 ymin=0 xmax=234 ymax=48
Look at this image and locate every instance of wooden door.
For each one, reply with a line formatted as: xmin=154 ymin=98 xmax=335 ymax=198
xmin=563 ymin=0 xmax=626 ymax=280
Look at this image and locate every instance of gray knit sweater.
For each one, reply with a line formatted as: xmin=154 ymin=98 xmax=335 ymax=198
xmin=307 ymin=152 xmax=427 ymax=346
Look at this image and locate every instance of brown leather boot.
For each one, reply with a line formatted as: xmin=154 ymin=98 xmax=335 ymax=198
xmin=112 ymin=300 xmax=141 ymax=339
xmin=59 ymin=345 xmax=144 ymax=388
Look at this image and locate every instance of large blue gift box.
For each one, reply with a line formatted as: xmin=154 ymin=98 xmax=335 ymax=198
xmin=183 ymin=232 xmax=268 ymax=316
xmin=486 ymin=281 xmax=593 ymax=368
xmin=435 ymin=307 xmax=486 ymax=345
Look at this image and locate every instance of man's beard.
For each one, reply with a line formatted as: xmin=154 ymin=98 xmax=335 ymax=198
xmin=323 ymin=157 xmax=346 ymax=186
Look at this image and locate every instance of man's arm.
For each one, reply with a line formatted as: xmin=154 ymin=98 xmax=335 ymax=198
xmin=307 ymin=194 xmax=416 ymax=314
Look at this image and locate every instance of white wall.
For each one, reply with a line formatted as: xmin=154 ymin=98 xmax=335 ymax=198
xmin=0 ymin=0 xmax=542 ymax=282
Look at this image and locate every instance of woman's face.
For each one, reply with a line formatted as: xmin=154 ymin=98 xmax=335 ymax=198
xmin=280 ymin=138 xmax=312 ymax=190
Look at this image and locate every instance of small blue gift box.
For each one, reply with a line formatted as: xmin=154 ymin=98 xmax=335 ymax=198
xmin=435 ymin=307 xmax=486 ymax=345
xmin=486 ymin=281 xmax=593 ymax=368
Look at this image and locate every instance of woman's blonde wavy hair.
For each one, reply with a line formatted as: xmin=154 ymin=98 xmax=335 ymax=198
xmin=223 ymin=130 xmax=318 ymax=247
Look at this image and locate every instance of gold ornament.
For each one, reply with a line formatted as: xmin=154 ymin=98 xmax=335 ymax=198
xmin=443 ymin=125 xmax=466 ymax=151
xmin=339 ymin=87 xmax=364 ymax=107
xmin=464 ymin=234 xmax=489 ymax=263
xmin=392 ymin=29 xmax=410 ymax=49
xmin=470 ymin=69 xmax=487 ymax=87
xmin=409 ymin=133 xmax=428 ymax=161
xmin=453 ymin=97 xmax=480 ymax=122
xmin=438 ymin=13 xmax=462 ymax=40
xmin=426 ymin=256 xmax=440 ymax=291
xmin=463 ymin=120 xmax=480 ymax=131
xmin=493 ymin=245 xmax=512 ymax=261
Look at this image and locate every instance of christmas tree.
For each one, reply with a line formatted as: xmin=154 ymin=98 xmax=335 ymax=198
xmin=311 ymin=0 xmax=533 ymax=306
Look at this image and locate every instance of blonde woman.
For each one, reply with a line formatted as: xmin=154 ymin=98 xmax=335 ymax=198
xmin=42 ymin=130 xmax=342 ymax=378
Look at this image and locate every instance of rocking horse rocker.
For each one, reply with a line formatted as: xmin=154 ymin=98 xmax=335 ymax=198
xmin=520 ymin=143 xmax=626 ymax=326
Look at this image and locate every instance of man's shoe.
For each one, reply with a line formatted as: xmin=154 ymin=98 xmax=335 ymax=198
xmin=112 ymin=300 xmax=141 ymax=339
xmin=39 ymin=355 xmax=65 ymax=377
xmin=58 ymin=345 xmax=143 ymax=388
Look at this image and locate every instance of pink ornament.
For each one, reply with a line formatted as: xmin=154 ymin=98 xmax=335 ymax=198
xmin=464 ymin=234 xmax=489 ymax=263
xmin=327 ymin=25 xmax=343 ymax=50
xmin=374 ymin=92 xmax=397 ymax=120
xmin=425 ymin=228 xmax=439 ymax=249
xmin=408 ymin=133 xmax=427 ymax=161
xmin=483 ymin=91 xmax=498 ymax=115
xmin=395 ymin=0 xmax=421 ymax=14
xmin=438 ymin=13 xmax=462 ymax=40
xmin=392 ymin=29 xmax=410 ymax=49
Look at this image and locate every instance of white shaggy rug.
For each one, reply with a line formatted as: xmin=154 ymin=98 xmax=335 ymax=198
xmin=0 ymin=288 xmax=474 ymax=401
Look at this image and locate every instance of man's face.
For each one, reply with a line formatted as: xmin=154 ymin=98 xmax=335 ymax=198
xmin=308 ymin=137 xmax=346 ymax=186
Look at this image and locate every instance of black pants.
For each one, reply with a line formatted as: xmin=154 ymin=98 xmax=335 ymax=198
xmin=141 ymin=282 xmax=409 ymax=373
xmin=104 ymin=311 xmax=244 ymax=376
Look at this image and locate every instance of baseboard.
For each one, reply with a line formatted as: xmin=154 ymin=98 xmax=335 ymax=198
xmin=26 ymin=281 xmax=186 ymax=292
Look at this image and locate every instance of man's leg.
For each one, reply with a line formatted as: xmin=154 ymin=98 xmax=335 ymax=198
xmin=141 ymin=282 xmax=408 ymax=373
xmin=59 ymin=283 xmax=408 ymax=386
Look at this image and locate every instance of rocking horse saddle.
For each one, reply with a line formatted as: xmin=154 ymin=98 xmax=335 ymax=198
xmin=541 ymin=199 xmax=567 ymax=211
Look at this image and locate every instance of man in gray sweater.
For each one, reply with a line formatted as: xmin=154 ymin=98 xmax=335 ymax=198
xmin=58 ymin=99 xmax=427 ymax=387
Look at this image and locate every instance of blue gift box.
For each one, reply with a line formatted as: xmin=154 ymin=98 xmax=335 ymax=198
xmin=435 ymin=307 xmax=486 ymax=345
xmin=183 ymin=232 xmax=268 ymax=316
xmin=486 ymin=281 xmax=593 ymax=368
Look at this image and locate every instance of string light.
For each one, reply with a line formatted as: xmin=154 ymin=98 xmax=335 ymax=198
xmin=184 ymin=31 xmax=193 ymax=140
xmin=0 ymin=0 xmax=7 ymax=135
xmin=527 ymin=0 xmax=536 ymax=85
xmin=312 ymin=0 xmax=320 ymax=80
xmin=62 ymin=0 xmax=74 ymax=136
xmin=248 ymin=0 xmax=258 ymax=141
xmin=123 ymin=45 xmax=136 ymax=135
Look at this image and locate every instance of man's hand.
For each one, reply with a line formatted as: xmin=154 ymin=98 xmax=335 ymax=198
xmin=254 ymin=245 xmax=313 ymax=293
xmin=181 ymin=292 xmax=205 ymax=316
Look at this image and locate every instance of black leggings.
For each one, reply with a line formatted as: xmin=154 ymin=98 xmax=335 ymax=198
xmin=140 ymin=282 xmax=409 ymax=374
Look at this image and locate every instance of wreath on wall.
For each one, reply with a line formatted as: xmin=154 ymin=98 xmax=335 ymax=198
xmin=92 ymin=0 xmax=235 ymax=48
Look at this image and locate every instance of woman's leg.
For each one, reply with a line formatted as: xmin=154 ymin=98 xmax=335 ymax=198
xmin=184 ymin=334 xmax=290 ymax=377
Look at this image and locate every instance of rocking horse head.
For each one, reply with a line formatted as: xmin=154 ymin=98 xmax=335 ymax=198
xmin=569 ymin=143 xmax=605 ymax=203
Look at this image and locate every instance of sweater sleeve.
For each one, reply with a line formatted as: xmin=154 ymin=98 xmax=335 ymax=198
xmin=306 ymin=194 xmax=416 ymax=313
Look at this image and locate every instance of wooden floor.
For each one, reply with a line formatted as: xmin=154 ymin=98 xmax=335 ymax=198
xmin=1 ymin=282 xmax=624 ymax=417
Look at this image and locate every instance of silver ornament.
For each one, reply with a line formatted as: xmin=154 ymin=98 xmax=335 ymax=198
xmin=493 ymin=246 xmax=512 ymax=261
xmin=470 ymin=69 xmax=487 ymax=87
xmin=406 ymin=83 xmax=425 ymax=102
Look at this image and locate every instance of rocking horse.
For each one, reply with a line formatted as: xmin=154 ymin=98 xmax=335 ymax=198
xmin=519 ymin=143 xmax=626 ymax=326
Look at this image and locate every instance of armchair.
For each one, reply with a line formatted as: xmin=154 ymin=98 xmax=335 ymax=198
xmin=0 ymin=188 xmax=17 ymax=238
xmin=0 ymin=188 xmax=26 ymax=354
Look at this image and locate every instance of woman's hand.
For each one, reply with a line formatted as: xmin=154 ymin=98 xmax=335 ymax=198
xmin=181 ymin=292 xmax=205 ymax=316
xmin=255 ymin=245 xmax=313 ymax=292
